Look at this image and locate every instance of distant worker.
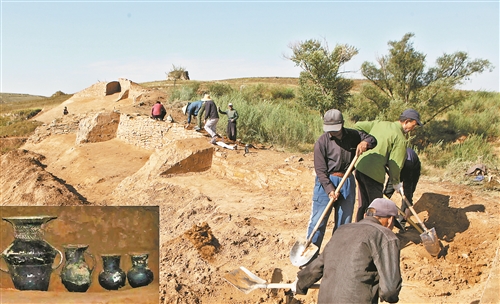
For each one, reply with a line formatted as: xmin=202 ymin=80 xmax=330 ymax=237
xmin=183 ymin=100 xmax=204 ymax=129
xmin=218 ymin=103 xmax=239 ymax=141
xmin=383 ymin=147 xmax=421 ymax=223
xmin=195 ymin=101 xmax=206 ymax=132
xmin=151 ymin=101 xmax=166 ymax=121
xmin=293 ymin=198 xmax=403 ymax=304
xmin=307 ymin=109 xmax=376 ymax=254
xmin=203 ymin=94 xmax=219 ymax=144
xmin=353 ymin=109 xmax=422 ymax=222
xmin=63 ymin=107 xmax=68 ymax=115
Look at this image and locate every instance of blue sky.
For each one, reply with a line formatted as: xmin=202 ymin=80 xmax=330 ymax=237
xmin=1 ymin=1 xmax=498 ymax=96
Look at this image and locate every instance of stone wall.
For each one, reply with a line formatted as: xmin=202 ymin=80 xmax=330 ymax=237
xmin=116 ymin=113 xmax=204 ymax=150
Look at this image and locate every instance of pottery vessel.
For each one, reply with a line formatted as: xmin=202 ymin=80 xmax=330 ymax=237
xmin=127 ymin=253 xmax=154 ymax=288
xmin=0 ymin=216 xmax=62 ymax=291
xmin=60 ymin=244 xmax=96 ymax=292
xmin=98 ymin=254 xmax=126 ymax=290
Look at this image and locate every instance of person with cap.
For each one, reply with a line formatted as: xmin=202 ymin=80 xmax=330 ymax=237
xmin=151 ymin=101 xmax=167 ymax=120
xmin=306 ymin=109 xmax=377 ymax=256
xmin=383 ymin=147 xmax=421 ymax=224
xmin=292 ymin=198 xmax=403 ymax=304
xmin=203 ymin=94 xmax=219 ymax=144
xmin=183 ymin=99 xmax=205 ymax=128
xmin=218 ymin=103 xmax=239 ymax=141
xmin=353 ymin=109 xmax=423 ymax=222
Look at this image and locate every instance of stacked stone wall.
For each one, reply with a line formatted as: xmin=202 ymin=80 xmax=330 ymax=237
xmin=116 ymin=114 xmax=204 ymax=150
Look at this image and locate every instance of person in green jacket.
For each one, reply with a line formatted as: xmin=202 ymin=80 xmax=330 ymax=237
xmin=218 ymin=103 xmax=239 ymax=141
xmin=353 ymin=109 xmax=422 ymax=222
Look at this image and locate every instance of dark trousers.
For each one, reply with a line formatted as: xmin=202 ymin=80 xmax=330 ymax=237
xmin=355 ymin=171 xmax=383 ymax=222
xmin=227 ymin=121 xmax=237 ymax=141
xmin=383 ymin=163 xmax=421 ymax=212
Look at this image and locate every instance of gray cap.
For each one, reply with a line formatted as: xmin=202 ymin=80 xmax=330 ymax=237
xmin=401 ymin=109 xmax=423 ymax=126
xmin=323 ymin=109 xmax=344 ymax=132
xmin=368 ymin=198 xmax=403 ymax=229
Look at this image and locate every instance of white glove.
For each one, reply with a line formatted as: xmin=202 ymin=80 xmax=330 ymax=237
xmin=393 ymin=182 xmax=403 ymax=194
xmin=290 ymin=279 xmax=298 ymax=294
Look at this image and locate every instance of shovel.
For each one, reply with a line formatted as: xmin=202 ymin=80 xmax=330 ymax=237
xmin=398 ymin=188 xmax=441 ymax=256
xmin=290 ymin=155 xmax=358 ymax=267
xmin=224 ymin=266 xmax=320 ymax=294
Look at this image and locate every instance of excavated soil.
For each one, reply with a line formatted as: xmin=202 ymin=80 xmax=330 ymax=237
xmin=0 ymin=81 xmax=499 ymax=304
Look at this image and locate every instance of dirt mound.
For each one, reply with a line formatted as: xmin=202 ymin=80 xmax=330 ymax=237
xmin=0 ymin=149 xmax=86 ymax=206
xmin=184 ymin=222 xmax=219 ymax=261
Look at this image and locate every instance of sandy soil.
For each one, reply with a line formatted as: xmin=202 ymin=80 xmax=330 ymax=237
xmin=1 ymin=82 xmax=499 ymax=304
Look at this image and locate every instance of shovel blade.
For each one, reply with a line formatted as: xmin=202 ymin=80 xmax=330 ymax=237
xmin=420 ymin=227 xmax=441 ymax=257
xmin=224 ymin=266 xmax=266 ymax=294
xmin=289 ymin=239 xmax=319 ymax=267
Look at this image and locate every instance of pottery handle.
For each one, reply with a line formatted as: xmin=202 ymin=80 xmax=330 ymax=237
xmin=85 ymin=251 xmax=96 ymax=274
xmin=0 ymin=258 xmax=9 ymax=274
xmin=52 ymin=247 xmax=63 ymax=270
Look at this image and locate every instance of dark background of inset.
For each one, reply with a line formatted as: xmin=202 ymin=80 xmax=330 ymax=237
xmin=0 ymin=206 xmax=159 ymax=292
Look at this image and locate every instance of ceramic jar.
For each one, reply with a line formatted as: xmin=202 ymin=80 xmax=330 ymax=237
xmin=60 ymin=244 xmax=96 ymax=292
xmin=98 ymin=254 xmax=126 ymax=290
xmin=127 ymin=253 xmax=154 ymax=288
xmin=0 ymin=216 xmax=63 ymax=291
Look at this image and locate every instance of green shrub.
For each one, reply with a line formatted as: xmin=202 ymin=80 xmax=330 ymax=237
xmin=0 ymin=120 xmax=43 ymax=137
xmin=447 ymin=91 xmax=500 ymax=138
xmin=207 ymin=82 xmax=234 ymax=97
xmin=169 ymin=82 xmax=200 ymax=101
xmin=269 ymin=86 xmax=295 ymax=100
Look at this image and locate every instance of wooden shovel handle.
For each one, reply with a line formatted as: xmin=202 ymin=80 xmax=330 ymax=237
xmin=398 ymin=188 xmax=428 ymax=232
xmin=302 ymin=154 xmax=359 ymax=252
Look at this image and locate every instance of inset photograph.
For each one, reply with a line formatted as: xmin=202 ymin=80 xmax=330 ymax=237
xmin=0 ymin=206 xmax=159 ymax=304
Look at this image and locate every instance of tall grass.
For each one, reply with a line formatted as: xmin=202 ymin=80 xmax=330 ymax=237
xmin=447 ymin=91 xmax=500 ymax=138
xmin=214 ymin=92 xmax=322 ymax=150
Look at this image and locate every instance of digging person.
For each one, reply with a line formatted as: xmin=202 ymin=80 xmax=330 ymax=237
xmin=292 ymin=198 xmax=403 ymax=304
xmin=354 ymin=109 xmax=422 ymax=222
xmin=306 ymin=109 xmax=377 ymax=257
xmin=183 ymin=99 xmax=205 ymax=129
xmin=383 ymin=147 xmax=421 ymax=225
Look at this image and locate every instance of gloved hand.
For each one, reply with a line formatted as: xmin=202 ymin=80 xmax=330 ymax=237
xmin=393 ymin=182 xmax=403 ymax=194
xmin=289 ymin=279 xmax=298 ymax=294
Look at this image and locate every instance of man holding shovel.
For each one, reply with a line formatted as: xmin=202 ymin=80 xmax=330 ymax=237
xmin=354 ymin=109 xmax=422 ymax=222
xmin=293 ymin=198 xmax=403 ymax=303
xmin=306 ymin=109 xmax=377 ymax=256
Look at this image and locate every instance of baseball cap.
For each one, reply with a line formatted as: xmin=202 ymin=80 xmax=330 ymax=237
xmin=228 ymin=103 xmax=233 ymax=106
xmin=368 ymin=198 xmax=403 ymax=229
xmin=323 ymin=109 xmax=344 ymax=132
xmin=400 ymin=109 xmax=422 ymax=126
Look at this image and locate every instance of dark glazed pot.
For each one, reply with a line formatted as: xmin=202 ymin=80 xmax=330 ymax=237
xmin=60 ymin=244 xmax=96 ymax=292
xmin=127 ymin=253 xmax=154 ymax=288
xmin=98 ymin=254 xmax=126 ymax=290
xmin=0 ymin=216 xmax=63 ymax=291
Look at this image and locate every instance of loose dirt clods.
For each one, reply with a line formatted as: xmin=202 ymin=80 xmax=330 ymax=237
xmin=184 ymin=222 xmax=219 ymax=261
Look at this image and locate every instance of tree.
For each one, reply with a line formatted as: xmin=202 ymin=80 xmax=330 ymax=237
xmin=166 ymin=64 xmax=189 ymax=87
xmin=286 ymin=39 xmax=358 ymax=115
xmin=359 ymin=33 xmax=493 ymax=123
